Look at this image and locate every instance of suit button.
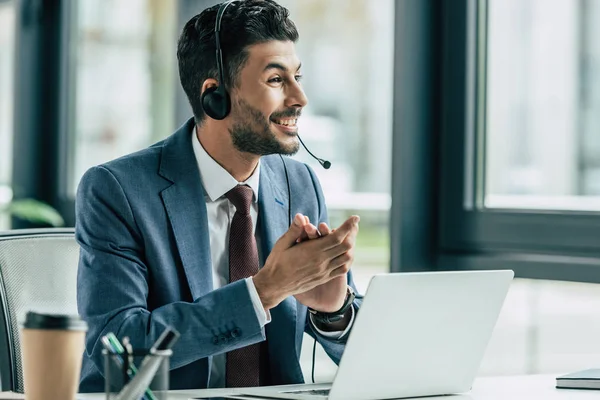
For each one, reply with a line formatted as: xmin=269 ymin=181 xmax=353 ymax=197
xmin=231 ymin=328 xmax=242 ymax=338
xmin=219 ymin=334 xmax=228 ymax=344
xmin=212 ymin=336 xmax=219 ymax=345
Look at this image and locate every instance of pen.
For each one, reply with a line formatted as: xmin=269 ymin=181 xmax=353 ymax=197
xmin=122 ymin=336 xmax=134 ymax=369
xmin=103 ymin=333 xmax=156 ymax=400
xmin=114 ymin=328 xmax=180 ymax=400
xmin=101 ymin=336 xmax=127 ymax=373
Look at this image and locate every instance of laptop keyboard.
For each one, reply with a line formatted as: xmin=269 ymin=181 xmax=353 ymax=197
xmin=281 ymin=389 xmax=331 ymax=396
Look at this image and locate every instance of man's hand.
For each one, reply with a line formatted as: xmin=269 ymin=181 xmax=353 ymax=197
xmin=295 ymin=215 xmax=321 ymax=243
xmin=252 ymin=214 xmax=359 ymax=311
xmin=294 ymin=219 xmax=357 ymax=312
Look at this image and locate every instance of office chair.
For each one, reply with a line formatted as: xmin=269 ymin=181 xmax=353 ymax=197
xmin=0 ymin=228 xmax=79 ymax=393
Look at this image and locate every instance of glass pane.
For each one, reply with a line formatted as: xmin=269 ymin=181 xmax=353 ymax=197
xmin=480 ymin=278 xmax=600 ymax=375
xmin=280 ymin=0 xmax=393 ymax=283
xmin=71 ymin=0 xmax=177 ymax=194
xmin=485 ymin=0 xmax=600 ymax=211
xmin=275 ymin=0 xmax=394 ymax=380
xmin=0 ymin=1 xmax=15 ymax=230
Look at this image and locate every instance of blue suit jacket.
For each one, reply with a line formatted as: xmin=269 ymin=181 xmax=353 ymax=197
xmin=76 ymin=118 xmax=361 ymax=392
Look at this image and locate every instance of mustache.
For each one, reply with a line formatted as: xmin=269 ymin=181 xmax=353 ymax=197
xmin=270 ymin=109 xmax=302 ymax=119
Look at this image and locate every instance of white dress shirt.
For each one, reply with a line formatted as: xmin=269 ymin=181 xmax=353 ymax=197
xmin=191 ymin=128 xmax=354 ymax=388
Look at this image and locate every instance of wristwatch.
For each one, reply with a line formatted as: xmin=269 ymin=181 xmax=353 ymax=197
xmin=308 ymin=286 xmax=356 ymax=325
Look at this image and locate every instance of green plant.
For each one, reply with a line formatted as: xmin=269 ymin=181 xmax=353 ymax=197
xmin=0 ymin=199 xmax=65 ymax=227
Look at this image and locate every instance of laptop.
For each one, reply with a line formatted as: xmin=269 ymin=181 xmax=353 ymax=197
xmin=239 ymin=269 xmax=514 ymax=400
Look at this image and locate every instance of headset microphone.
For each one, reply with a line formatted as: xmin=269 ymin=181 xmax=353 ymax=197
xmin=297 ymin=135 xmax=331 ymax=169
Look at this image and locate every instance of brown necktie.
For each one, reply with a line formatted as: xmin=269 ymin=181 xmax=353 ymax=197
xmin=225 ymin=185 xmax=261 ymax=387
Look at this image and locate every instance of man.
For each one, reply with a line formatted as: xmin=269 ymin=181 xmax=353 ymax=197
xmin=76 ymin=0 xmax=361 ymax=392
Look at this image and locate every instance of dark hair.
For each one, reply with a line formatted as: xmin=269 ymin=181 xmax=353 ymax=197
xmin=177 ymin=0 xmax=299 ymax=124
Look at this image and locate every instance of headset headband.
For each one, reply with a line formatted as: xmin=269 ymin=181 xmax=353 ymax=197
xmin=214 ymin=1 xmax=237 ymax=87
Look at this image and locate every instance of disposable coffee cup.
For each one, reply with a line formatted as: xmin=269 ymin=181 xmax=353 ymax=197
xmin=21 ymin=312 xmax=87 ymax=400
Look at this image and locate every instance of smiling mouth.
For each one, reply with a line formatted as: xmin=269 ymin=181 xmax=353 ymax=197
xmin=271 ymin=118 xmax=298 ymax=128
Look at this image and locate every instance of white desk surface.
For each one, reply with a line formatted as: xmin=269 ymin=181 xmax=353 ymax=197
xmin=0 ymin=374 xmax=596 ymax=399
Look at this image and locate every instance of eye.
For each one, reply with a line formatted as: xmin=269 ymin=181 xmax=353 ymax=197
xmin=295 ymin=74 xmax=303 ymax=82
xmin=268 ymin=77 xmax=283 ymax=84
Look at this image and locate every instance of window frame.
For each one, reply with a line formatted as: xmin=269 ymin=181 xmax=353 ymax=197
xmin=12 ymin=0 xmax=187 ymax=228
xmin=437 ymin=0 xmax=600 ymax=282
xmin=11 ymin=0 xmax=76 ymax=228
xmin=389 ymin=0 xmax=442 ymax=273
xmin=0 ymin=0 xmax=15 ymax=197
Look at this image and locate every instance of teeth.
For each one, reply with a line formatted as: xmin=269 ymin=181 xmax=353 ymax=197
xmin=275 ymin=119 xmax=297 ymax=126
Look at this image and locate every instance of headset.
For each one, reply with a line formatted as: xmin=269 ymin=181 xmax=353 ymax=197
xmin=203 ymin=0 xmax=332 ymax=170
xmin=208 ymin=0 xmax=341 ymax=384
xmin=201 ymin=0 xmax=236 ymax=120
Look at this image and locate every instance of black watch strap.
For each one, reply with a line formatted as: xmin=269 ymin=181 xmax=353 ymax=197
xmin=309 ymin=286 xmax=355 ymax=325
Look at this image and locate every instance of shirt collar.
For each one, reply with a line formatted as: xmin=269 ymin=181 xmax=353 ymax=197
xmin=191 ymin=126 xmax=260 ymax=203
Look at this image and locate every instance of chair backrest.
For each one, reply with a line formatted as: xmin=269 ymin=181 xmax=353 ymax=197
xmin=0 ymin=229 xmax=79 ymax=392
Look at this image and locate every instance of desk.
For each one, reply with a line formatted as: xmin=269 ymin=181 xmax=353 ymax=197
xmin=0 ymin=374 xmax=596 ymax=399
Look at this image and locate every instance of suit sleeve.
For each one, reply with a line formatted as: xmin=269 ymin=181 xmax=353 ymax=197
xmin=76 ymin=166 xmax=265 ymax=374
xmin=302 ymin=164 xmax=364 ymax=365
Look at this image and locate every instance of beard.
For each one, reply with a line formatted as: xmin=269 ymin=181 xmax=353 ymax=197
xmin=229 ymin=98 xmax=300 ymax=156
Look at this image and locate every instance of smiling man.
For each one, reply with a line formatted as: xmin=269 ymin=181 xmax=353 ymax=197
xmin=76 ymin=0 xmax=361 ymax=392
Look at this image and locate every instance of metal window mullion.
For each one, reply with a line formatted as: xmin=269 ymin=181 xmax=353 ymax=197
xmin=12 ymin=0 xmax=72 ymax=228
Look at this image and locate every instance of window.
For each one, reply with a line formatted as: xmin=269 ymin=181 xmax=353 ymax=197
xmin=275 ymin=0 xmax=394 ymax=381
xmin=279 ymin=0 xmax=394 ymax=291
xmin=0 ymin=1 xmax=14 ymax=230
xmin=71 ymin=0 xmax=178 ymax=194
xmin=486 ymin=0 xmax=600 ymax=211
xmin=440 ymin=0 xmax=600 ymax=261
xmin=438 ymin=0 xmax=600 ymax=377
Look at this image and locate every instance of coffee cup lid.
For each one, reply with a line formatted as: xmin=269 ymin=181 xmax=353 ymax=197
xmin=23 ymin=312 xmax=88 ymax=331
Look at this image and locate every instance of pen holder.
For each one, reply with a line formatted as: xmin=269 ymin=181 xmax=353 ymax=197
xmin=103 ymin=348 xmax=171 ymax=400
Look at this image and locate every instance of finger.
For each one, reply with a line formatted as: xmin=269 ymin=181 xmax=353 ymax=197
xmin=296 ymin=228 xmax=309 ymax=243
xmin=318 ymin=222 xmax=331 ymax=235
xmin=304 ymin=223 xmax=321 ymax=240
xmin=296 ymin=224 xmax=319 ymax=243
xmin=315 ymin=221 xmax=357 ymax=261
xmin=276 ymin=213 xmax=307 ymax=249
xmin=295 ymin=215 xmax=311 ymax=242
xmin=329 ymin=262 xmax=352 ymax=279
xmin=320 ymin=216 xmax=360 ymax=251
xmin=328 ymin=250 xmax=353 ymax=270
xmin=323 ymin=231 xmax=357 ymax=260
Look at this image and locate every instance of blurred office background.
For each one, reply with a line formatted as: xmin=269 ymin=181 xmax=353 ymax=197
xmin=1 ymin=0 xmax=600 ymax=382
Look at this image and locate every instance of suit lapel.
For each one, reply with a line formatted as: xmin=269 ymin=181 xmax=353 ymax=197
xmin=258 ymin=161 xmax=290 ymax=254
xmin=159 ymin=118 xmax=213 ymax=300
xmin=259 ymin=160 xmax=304 ymax=383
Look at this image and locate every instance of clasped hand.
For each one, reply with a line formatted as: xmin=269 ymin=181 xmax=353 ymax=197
xmin=253 ymin=213 xmax=359 ymax=313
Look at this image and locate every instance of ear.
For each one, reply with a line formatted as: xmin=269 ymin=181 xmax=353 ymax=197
xmin=201 ymin=78 xmax=219 ymax=95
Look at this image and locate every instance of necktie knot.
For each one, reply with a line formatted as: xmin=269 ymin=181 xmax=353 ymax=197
xmin=225 ymin=185 xmax=254 ymax=215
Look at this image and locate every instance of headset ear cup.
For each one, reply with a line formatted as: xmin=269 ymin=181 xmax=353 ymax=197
xmin=201 ymin=86 xmax=231 ymax=120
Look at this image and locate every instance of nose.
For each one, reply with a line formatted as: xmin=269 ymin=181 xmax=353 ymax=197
xmin=285 ymin=80 xmax=308 ymax=109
